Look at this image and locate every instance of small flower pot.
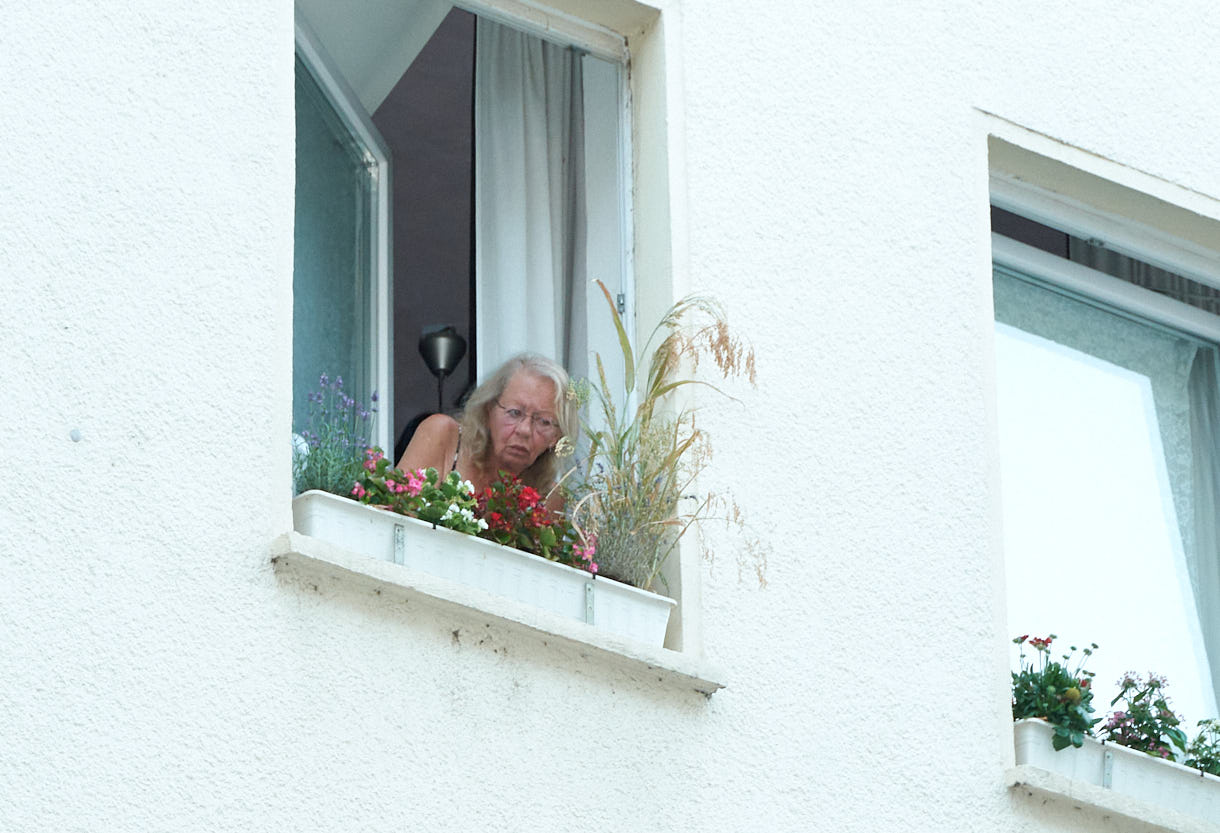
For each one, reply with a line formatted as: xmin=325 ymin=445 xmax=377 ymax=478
xmin=293 ymin=490 xmax=675 ymax=647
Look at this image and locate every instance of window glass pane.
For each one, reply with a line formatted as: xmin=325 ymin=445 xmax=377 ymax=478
xmin=293 ymin=56 xmax=373 ymax=432
xmin=995 ymin=267 xmax=1219 ymax=720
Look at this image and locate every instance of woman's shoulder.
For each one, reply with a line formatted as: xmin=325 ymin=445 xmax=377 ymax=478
xmin=415 ymin=413 xmax=460 ymax=439
xmin=396 ymin=413 xmax=460 ymax=471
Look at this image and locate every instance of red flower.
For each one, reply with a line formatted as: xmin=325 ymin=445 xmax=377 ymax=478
xmin=517 ymin=486 xmax=541 ymax=510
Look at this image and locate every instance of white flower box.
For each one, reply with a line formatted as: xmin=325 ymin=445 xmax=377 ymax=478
xmin=292 ymin=490 xmax=675 ymax=647
xmin=1012 ymin=718 xmax=1220 ymax=831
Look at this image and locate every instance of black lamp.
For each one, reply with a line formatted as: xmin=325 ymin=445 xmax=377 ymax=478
xmin=419 ymin=325 xmax=467 ymax=412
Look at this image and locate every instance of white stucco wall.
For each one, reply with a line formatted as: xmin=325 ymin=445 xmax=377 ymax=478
xmin=4 ymin=1 xmax=1220 ymax=831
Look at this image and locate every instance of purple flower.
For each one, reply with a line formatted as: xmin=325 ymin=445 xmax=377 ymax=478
xmin=371 ymin=391 xmax=379 ymax=403
xmin=319 ymin=373 xmax=329 ymax=387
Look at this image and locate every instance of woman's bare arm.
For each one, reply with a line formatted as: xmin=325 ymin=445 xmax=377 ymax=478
xmin=395 ymin=414 xmax=460 ymax=475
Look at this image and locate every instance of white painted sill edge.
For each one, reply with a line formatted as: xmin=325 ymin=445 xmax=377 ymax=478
xmin=270 ymin=531 xmax=726 ymax=696
xmin=1006 ymin=764 xmax=1219 ymax=833
xmin=1007 ymin=719 xmax=1220 ymax=833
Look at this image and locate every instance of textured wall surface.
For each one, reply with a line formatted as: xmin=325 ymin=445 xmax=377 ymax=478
xmin=4 ymin=1 xmax=1220 ymax=831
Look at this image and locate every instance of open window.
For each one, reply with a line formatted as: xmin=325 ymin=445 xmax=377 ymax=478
xmin=287 ymin=0 xmax=707 ymax=657
xmin=292 ymin=0 xmax=632 ymax=457
xmin=989 ymin=153 xmax=1220 ymax=722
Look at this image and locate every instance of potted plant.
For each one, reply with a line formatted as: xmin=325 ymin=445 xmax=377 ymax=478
xmin=1186 ymin=719 xmax=1220 ymax=776
xmin=1010 ymin=635 xmax=1220 ymax=827
xmin=291 ymin=376 xmax=676 ymax=646
xmin=1010 ymin=634 xmax=1099 ymax=750
xmin=565 ymin=281 xmax=760 ymax=594
xmin=289 ymin=282 xmax=761 ymax=646
xmin=1098 ymin=672 xmax=1188 ymax=761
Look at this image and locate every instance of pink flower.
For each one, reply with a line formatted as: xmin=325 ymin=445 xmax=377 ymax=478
xmin=589 ymin=562 xmax=598 ymax=574
xmin=573 ymin=541 xmax=597 ymax=563
xmin=405 ymin=469 xmax=426 ymax=496
xmin=351 ymin=482 xmax=366 ymax=499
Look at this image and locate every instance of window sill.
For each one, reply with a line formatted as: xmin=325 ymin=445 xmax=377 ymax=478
xmin=1008 ymin=719 xmax=1220 ymax=833
xmin=269 ymin=527 xmax=725 ymax=696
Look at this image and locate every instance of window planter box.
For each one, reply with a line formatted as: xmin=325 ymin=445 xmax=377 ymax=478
xmin=1010 ymin=718 xmax=1220 ymax=833
xmin=292 ymin=490 xmax=676 ymax=647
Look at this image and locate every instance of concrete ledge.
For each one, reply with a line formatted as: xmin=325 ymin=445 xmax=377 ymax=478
xmin=270 ymin=531 xmax=726 ymax=696
xmin=1007 ymin=764 xmax=1220 ymax=833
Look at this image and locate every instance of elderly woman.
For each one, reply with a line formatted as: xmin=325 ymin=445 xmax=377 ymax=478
xmin=396 ymin=353 xmax=578 ymax=506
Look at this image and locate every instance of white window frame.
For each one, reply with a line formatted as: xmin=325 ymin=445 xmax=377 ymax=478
xmin=990 ymin=232 xmax=1220 ymax=346
xmin=287 ymin=0 xmax=707 ymax=657
xmin=990 ymin=183 xmax=1220 ymax=688
xmin=991 ymin=148 xmax=1220 ymax=723
xmin=294 ymin=8 xmax=394 ymax=452
xmin=991 ymin=173 xmax=1220 ymax=298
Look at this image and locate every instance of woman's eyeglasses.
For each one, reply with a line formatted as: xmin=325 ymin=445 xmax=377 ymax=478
xmin=494 ymin=401 xmax=561 ymax=439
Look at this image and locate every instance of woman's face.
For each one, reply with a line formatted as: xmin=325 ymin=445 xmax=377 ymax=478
xmin=488 ymin=371 xmax=559 ymax=476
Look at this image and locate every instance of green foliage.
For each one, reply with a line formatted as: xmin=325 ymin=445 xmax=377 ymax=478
xmin=1011 ymin=635 xmax=1099 ymax=751
xmin=1185 ymin=719 xmax=1220 ymax=776
xmin=352 ymin=449 xmax=485 ymax=536
xmin=477 ymin=475 xmax=596 ymax=571
xmin=293 ymin=374 xmax=376 ymax=496
xmin=1100 ymin=672 xmax=1188 ymax=761
xmin=565 ymin=282 xmax=758 ymax=592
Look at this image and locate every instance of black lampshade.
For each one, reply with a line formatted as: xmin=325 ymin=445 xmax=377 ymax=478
xmin=419 ymin=326 xmax=467 ymax=380
xmin=418 ymin=325 xmax=467 ymax=413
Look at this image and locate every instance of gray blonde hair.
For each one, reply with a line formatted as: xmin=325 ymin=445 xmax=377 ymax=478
xmin=459 ymin=353 xmax=578 ymax=491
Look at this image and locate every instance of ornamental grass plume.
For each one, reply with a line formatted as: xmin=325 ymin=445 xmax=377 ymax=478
xmin=565 ymin=281 xmax=761 ymax=592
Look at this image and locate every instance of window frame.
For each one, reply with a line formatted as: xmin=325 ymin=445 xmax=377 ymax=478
xmin=989 ymin=165 xmax=1220 ymax=715
xmin=991 ymin=173 xmax=1220 ymax=297
xmin=294 ymin=9 xmax=395 ymax=452
xmin=288 ymin=0 xmax=705 ymax=654
xmin=990 ymin=232 xmax=1220 ymax=347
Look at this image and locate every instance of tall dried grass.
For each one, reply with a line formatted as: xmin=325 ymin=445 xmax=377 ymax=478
xmin=565 ymin=282 xmax=758 ymax=592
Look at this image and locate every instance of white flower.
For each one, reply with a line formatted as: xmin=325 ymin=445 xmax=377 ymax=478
xmin=553 ymin=436 xmax=574 ymax=458
xmin=477 ymin=518 xmax=489 ymax=531
xmin=461 ymin=480 xmax=475 ymax=495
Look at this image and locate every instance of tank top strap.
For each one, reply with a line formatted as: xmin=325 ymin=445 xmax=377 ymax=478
xmin=449 ymin=425 xmax=462 ymax=477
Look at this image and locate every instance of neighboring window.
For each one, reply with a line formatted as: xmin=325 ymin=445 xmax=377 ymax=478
xmin=292 ymin=1 xmax=631 ymax=455
xmin=992 ymin=202 xmax=1220 ymax=723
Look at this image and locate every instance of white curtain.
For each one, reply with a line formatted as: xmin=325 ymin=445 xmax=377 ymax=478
xmin=1189 ymin=347 xmax=1220 ymax=699
xmin=474 ymin=18 xmax=586 ymax=378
